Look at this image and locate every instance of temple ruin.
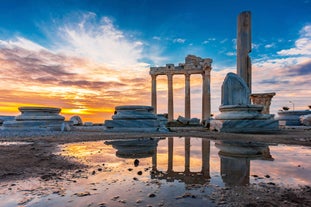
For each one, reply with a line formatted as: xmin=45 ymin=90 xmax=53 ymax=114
xmin=149 ymin=55 xmax=212 ymax=122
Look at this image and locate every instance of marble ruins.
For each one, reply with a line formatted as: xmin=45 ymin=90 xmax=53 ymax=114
xmin=210 ymin=11 xmax=279 ymax=133
xmin=277 ymin=109 xmax=311 ymax=126
xmin=104 ymin=105 xmax=167 ymax=132
xmin=211 ymin=73 xmax=279 ymax=133
xmin=150 ymin=55 xmax=212 ymax=124
xmin=2 ymin=106 xmax=65 ymax=131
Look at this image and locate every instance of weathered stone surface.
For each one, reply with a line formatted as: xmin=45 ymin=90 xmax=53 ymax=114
xmin=237 ymin=11 xmax=252 ymax=91
xmin=177 ymin=115 xmax=189 ymax=125
xmin=2 ymin=106 xmax=65 ymax=131
xmin=277 ymin=110 xmax=311 ymax=126
xmin=211 ymin=119 xmax=279 ymax=133
xmin=300 ymin=114 xmax=311 ymax=126
xmin=189 ymin=118 xmax=200 ymax=125
xmin=221 ymin=73 xmax=251 ymax=106
xmin=212 ymin=72 xmax=278 ymax=133
xmin=250 ymin=93 xmax=276 ymax=114
xmin=104 ymin=105 xmax=167 ymax=132
xmin=70 ymin=116 xmax=83 ymax=126
xmin=0 ymin=116 xmax=15 ymax=125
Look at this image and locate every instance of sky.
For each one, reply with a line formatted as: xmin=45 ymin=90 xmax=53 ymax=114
xmin=0 ymin=0 xmax=310 ymax=122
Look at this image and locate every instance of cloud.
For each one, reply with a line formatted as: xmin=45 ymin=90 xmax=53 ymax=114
xmin=277 ymin=24 xmax=311 ymax=56
xmin=0 ymin=13 xmax=157 ymax=121
xmin=173 ymin=38 xmax=186 ymax=43
xmin=264 ymin=43 xmax=275 ymax=49
xmin=55 ymin=14 xmax=148 ymax=70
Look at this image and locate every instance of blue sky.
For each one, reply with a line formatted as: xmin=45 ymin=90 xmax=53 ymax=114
xmin=0 ymin=0 xmax=310 ymax=121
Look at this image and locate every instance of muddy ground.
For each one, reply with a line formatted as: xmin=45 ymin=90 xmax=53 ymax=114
xmin=0 ymin=127 xmax=311 ymax=206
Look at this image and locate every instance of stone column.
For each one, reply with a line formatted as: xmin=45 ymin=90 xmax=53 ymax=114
xmin=151 ymin=74 xmax=157 ymax=114
xmin=202 ymin=69 xmax=211 ymax=122
xmin=167 ymin=73 xmax=174 ymax=121
xmin=185 ymin=137 xmax=190 ymax=173
xmin=185 ymin=73 xmax=191 ymax=119
xmin=237 ymin=11 xmax=252 ymax=92
xmin=250 ymin=92 xmax=276 ymax=114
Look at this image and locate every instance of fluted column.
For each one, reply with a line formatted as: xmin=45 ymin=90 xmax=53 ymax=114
xmin=202 ymin=70 xmax=211 ymax=122
xmin=167 ymin=73 xmax=174 ymax=121
xmin=185 ymin=73 xmax=191 ymax=119
xmin=151 ymin=74 xmax=157 ymax=114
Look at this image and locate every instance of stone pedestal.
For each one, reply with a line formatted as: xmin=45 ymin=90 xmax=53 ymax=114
xmin=210 ymin=73 xmax=279 ymax=133
xmin=2 ymin=106 xmax=65 ymax=130
xmin=250 ymin=93 xmax=276 ymax=114
xmin=104 ymin=105 xmax=167 ymax=132
xmin=277 ymin=110 xmax=311 ymax=126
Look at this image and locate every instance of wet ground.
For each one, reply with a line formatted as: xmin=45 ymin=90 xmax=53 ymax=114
xmin=0 ymin=136 xmax=310 ymax=206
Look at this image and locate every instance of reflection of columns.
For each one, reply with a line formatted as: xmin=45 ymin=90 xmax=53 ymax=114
xmin=167 ymin=138 xmax=174 ymax=172
xmin=151 ymin=74 xmax=157 ymax=114
xmin=185 ymin=137 xmax=190 ymax=173
xmin=185 ymin=74 xmax=191 ymax=119
xmin=167 ymin=73 xmax=174 ymax=121
xmin=152 ymin=143 xmax=157 ymax=171
xmin=201 ymin=139 xmax=210 ymax=177
xmin=202 ymin=70 xmax=211 ymax=122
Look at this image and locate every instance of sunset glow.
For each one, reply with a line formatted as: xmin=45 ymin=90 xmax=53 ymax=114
xmin=0 ymin=1 xmax=310 ymax=123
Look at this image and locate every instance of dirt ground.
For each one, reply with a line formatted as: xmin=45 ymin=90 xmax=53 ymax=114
xmin=0 ymin=127 xmax=311 ymax=206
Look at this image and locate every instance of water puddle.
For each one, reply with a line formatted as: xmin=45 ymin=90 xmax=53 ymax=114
xmin=0 ymin=137 xmax=310 ymax=206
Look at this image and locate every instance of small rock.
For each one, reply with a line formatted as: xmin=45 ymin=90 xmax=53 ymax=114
xmin=134 ymin=159 xmax=139 ymax=167
xmin=137 ymin=171 xmax=143 ymax=175
xmin=265 ymin=175 xmax=270 ymax=178
xmin=148 ymin=193 xmax=156 ymax=198
xmin=74 ymin=191 xmax=91 ymax=197
xmin=128 ymin=168 xmax=133 ymax=171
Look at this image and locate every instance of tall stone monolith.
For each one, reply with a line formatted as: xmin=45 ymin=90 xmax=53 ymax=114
xmin=237 ymin=11 xmax=252 ymax=92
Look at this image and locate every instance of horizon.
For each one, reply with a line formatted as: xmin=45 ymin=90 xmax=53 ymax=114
xmin=0 ymin=0 xmax=310 ymax=123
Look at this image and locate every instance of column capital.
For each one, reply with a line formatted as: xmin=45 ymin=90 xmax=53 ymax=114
xmin=151 ymin=74 xmax=158 ymax=78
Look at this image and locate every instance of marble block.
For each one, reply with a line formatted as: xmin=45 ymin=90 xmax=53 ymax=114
xmin=300 ymin=114 xmax=311 ymax=126
xmin=104 ymin=105 xmax=167 ymax=132
xmin=277 ymin=110 xmax=311 ymax=126
xmin=211 ymin=119 xmax=279 ymax=133
xmin=2 ymin=106 xmax=65 ymax=131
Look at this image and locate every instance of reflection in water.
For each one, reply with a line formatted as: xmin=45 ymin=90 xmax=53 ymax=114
xmin=151 ymin=138 xmax=211 ymax=185
xmin=1 ymin=137 xmax=310 ymax=207
xmin=215 ymin=141 xmax=273 ymax=186
xmin=104 ymin=138 xmax=161 ymax=158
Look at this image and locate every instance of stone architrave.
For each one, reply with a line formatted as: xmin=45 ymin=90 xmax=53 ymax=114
xmin=250 ymin=93 xmax=276 ymax=114
xmin=2 ymin=106 xmax=65 ymax=130
xmin=237 ymin=11 xmax=252 ymax=92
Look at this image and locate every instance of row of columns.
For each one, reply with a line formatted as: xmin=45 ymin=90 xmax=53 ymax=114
xmin=152 ymin=138 xmax=210 ymax=177
xmin=151 ymin=71 xmax=211 ymax=122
